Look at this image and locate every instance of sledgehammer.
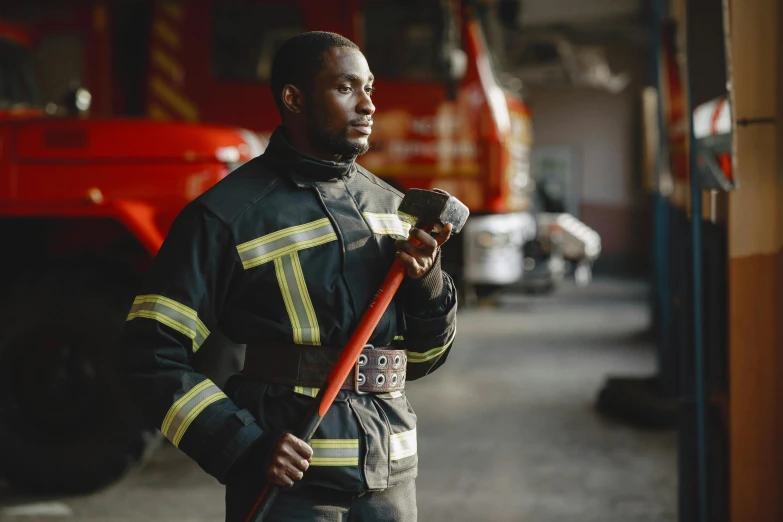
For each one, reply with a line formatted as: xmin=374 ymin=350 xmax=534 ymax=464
xmin=246 ymin=188 xmax=469 ymax=521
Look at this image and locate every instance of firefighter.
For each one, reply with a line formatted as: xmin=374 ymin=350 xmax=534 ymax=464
xmin=120 ymin=32 xmax=457 ymax=521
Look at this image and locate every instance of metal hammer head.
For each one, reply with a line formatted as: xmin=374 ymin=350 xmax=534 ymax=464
xmin=396 ymin=188 xmax=470 ymax=234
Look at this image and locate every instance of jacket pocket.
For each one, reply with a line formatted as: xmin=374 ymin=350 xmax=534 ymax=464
xmin=376 ymin=394 xmax=418 ymax=485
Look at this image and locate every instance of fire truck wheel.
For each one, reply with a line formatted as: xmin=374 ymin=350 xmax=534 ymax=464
xmin=0 ymin=266 xmax=159 ymax=494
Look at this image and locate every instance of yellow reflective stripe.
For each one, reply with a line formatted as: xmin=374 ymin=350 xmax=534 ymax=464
xmin=128 ymin=310 xmax=193 ymax=339
xmin=407 ymin=329 xmax=456 ymax=363
xmin=407 ymin=345 xmax=448 ymax=363
xmin=275 ymin=256 xmax=302 ymax=344
xmin=172 ymin=391 xmax=226 ymax=447
xmin=310 ymin=439 xmax=359 ymax=466
xmin=241 ymin=233 xmax=338 ymax=269
xmin=390 ymin=428 xmax=417 ymax=461
xmin=291 ymin=252 xmax=320 ymax=345
xmin=363 ymin=212 xmax=411 ymax=237
xmin=151 ymin=48 xmax=183 ymax=81
xmin=150 ymin=75 xmax=197 ymax=121
xmin=393 ymin=335 xmax=405 ymax=341
xmin=130 ymin=295 xmax=209 ymax=338
xmin=293 ymin=386 xmax=320 ymax=397
xmin=275 ymin=253 xmax=320 ymax=345
xmin=311 ymin=458 xmax=359 ymax=466
xmin=153 ymin=19 xmax=181 ymax=49
xmin=237 ymin=218 xmax=338 ymax=269
xmin=238 ymin=219 xmax=332 ymax=252
xmin=160 ymin=379 xmax=228 ymax=447
xmin=161 ymin=380 xmax=211 ymax=435
xmin=127 ymin=294 xmax=209 ymax=352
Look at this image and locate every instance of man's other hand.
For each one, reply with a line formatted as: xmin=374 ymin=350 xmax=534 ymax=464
xmin=265 ymin=433 xmax=312 ymax=487
xmin=395 ymin=223 xmax=453 ymax=279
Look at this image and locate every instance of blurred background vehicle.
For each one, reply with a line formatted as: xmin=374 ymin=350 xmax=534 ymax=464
xmin=520 ymin=211 xmax=601 ymax=293
xmin=0 ymin=17 xmax=260 ymax=493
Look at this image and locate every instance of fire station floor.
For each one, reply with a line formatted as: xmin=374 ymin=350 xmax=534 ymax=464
xmin=0 ymin=278 xmax=676 ymax=522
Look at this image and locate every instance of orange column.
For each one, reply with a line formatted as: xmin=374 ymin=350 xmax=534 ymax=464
xmin=728 ymin=0 xmax=783 ymax=520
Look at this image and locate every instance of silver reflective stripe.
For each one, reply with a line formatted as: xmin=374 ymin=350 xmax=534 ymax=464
xmin=237 ymin=218 xmax=338 ymax=269
xmin=275 ymin=252 xmax=320 ymax=345
xmin=376 ymin=390 xmax=404 ymax=399
xmin=390 ymin=428 xmax=417 ymax=461
xmin=127 ymin=295 xmax=210 ymax=352
xmin=363 ymin=212 xmax=411 ymax=238
xmin=310 ymin=439 xmax=359 ymax=466
xmin=161 ymin=379 xmax=227 ymax=447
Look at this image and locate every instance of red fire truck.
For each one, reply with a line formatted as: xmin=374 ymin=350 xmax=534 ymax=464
xmin=0 ymin=17 xmax=262 ymax=493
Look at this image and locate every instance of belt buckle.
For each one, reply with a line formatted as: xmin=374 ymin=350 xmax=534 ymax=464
xmin=353 ymin=344 xmax=372 ymax=395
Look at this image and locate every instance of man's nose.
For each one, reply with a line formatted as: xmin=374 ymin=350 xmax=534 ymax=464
xmin=357 ymin=91 xmax=375 ymax=116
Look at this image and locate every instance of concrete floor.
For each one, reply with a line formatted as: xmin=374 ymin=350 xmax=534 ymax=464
xmin=0 ymin=278 xmax=676 ymax=522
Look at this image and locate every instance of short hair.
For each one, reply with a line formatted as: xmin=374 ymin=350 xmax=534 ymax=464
xmin=270 ymin=31 xmax=359 ymax=113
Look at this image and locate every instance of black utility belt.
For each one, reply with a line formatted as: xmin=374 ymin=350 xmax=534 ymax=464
xmin=242 ymin=343 xmax=407 ymax=394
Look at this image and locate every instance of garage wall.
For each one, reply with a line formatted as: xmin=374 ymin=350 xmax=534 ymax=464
xmin=728 ymin=0 xmax=783 ymax=519
xmin=527 ymin=46 xmax=649 ymax=274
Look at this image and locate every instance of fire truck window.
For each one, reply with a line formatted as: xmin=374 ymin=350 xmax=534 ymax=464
xmin=30 ymin=34 xmax=83 ymax=107
xmin=0 ymin=40 xmax=39 ymax=107
xmin=212 ymin=3 xmax=302 ymax=83
xmin=364 ymin=3 xmax=444 ymax=82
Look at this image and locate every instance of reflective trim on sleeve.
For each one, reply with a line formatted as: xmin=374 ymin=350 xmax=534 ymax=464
xmin=363 ymin=212 xmax=411 ymax=238
xmin=407 ymin=328 xmax=457 ymax=364
xmin=293 ymin=386 xmax=320 ymax=397
xmin=390 ymin=428 xmax=417 ymax=461
xmin=127 ymin=294 xmax=210 ymax=352
xmin=275 ymin=252 xmax=321 ymax=345
xmin=310 ymin=439 xmax=359 ymax=466
xmin=161 ymin=379 xmax=228 ymax=448
xmin=237 ymin=218 xmax=338 ymax=269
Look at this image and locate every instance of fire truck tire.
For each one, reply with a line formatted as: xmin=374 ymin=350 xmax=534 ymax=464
xmin=0 ymin=266 xmax=159 ymax=494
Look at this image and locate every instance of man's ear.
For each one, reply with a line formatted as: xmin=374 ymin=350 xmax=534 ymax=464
xmin=282 ymin=84 xmax=303 ymax=114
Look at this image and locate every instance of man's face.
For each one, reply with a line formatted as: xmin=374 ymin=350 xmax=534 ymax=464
xmin=305 ymin=47 xmax=375 ymax=158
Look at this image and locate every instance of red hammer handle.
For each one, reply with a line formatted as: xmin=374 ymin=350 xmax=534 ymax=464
xmin=246 ymin=229 xmax=427 ymax=522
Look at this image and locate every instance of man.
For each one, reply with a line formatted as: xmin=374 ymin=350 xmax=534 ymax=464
xmin=121 ymin=32 xmax=457 ymax=521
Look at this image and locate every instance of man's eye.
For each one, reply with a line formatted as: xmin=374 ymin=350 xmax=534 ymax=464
xmin=365 ymin=87 xmax=375 ymax=96
xmin=338 ymin=86 xmax=352 ymax=93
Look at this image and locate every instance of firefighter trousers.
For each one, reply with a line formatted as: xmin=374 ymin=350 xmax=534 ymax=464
xmin=225 ymin=480 xmax=417 ymax=522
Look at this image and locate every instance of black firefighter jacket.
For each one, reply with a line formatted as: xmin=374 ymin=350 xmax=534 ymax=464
xmin=120 ymin=128 xmax=458 ymax=492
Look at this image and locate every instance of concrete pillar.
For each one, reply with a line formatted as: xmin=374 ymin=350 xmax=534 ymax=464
xmin=727 ymin=0 xmax=783 ymax=520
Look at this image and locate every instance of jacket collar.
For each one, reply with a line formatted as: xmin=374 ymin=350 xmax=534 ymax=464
xmin=263 ymin=126 xmax=355 ymax=185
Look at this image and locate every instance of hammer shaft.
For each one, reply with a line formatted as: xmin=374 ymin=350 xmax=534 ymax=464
xmin=247 ymin=235 xmax=424 ymax=522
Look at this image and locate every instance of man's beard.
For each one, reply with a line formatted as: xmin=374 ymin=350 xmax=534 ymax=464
xmin=307 ymin=112 xmax=370 ymax=159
